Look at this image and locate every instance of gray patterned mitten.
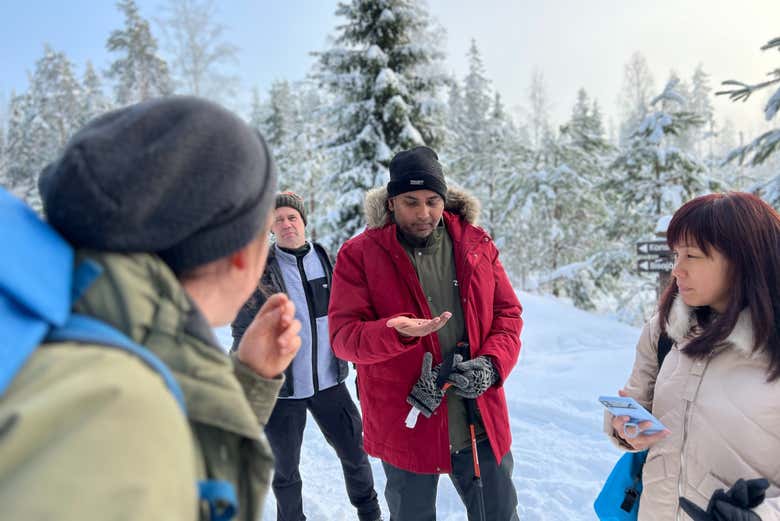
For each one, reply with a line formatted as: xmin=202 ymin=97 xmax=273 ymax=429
xmin=406 ymin=352 xmax=444 ymax=418
xmin=446 ymin=355 xmax=498 ymax=399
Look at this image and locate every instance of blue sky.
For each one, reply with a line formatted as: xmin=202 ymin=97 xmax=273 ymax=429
xmin=2 ymin=1 xmax=779 ymax=132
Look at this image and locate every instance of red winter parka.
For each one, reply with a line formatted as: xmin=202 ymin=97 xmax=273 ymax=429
xmin=328 ymin=186 xmax=522 ymax=474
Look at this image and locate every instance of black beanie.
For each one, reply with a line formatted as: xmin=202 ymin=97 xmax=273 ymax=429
xmin=387 ymin=146 xmax=447 ymax=200
xmin=39 ymin=96 xmax=277 ymax=274
xmin=275 ymin=191 xmax=306 ymax=226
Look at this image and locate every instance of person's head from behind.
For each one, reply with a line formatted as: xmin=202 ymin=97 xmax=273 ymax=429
xmin=387 ymin=146 xmax=447 ymax=241
xmin=658 ymin=192 xmax=780 ymax=381
xmin=38 ymin=96 xmax=277 ymax=326
xmin=272 ymin=192 xmax=307 ymax=249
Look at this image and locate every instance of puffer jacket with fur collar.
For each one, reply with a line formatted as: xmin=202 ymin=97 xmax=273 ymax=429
xmin=606 ymin=296 xmax=780 ymax=521
xmin=329 ymin=185 xmax=522 ymax=474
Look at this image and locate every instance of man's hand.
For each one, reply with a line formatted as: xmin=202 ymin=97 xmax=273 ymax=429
xmin=387 ymin=311 xmax=452 ymax=338
xmin=237 ymin=293 xmax=302 ymax=379
xmin=679 ymin=478 xmax=769 ymax=521
xmin=446 ymin=354 xmax=498 ymax=399
xmin=406 ymin=352 xmax=445 ymax=418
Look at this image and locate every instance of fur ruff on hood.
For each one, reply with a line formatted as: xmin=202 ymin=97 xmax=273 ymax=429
xmin=665 ymin=295 xmax=758 ymax=358
xmin=363 ymin=185 xmax=481 ymax=229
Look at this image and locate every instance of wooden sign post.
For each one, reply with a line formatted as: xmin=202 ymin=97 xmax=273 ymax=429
xmin=637 ymin=216 xmax=673 ymax=298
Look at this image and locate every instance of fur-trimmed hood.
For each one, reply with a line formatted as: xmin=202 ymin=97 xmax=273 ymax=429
xmin=665 ymin=295 xmax=757 ymax=358
xmin=363 ymin=185 xmax=481 ymax=229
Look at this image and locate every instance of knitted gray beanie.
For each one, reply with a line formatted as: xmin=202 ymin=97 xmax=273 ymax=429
xmin=39 ymin=96 xmax=277 ymax=274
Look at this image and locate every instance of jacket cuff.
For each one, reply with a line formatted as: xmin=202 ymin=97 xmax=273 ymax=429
xmin=231 ymin=355 xmax=284 ymax=424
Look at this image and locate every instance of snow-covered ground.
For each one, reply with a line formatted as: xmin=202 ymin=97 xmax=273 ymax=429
xmin=214 ymin=290 xmax=642 ymax=520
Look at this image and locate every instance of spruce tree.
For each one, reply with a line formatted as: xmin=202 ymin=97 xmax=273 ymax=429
xmin=248 ymin=87 xmax=266 ymax=133
xmin=617 ymin=51 xmax=656 ymax=146
xmin=3 ymin=93 xmax=42 ymax=209
xmin=264 ymin=80 xmax=296 ymax=151
xmin=6 ymin=46 xmax=84 ymax=210
xmin=286 ymin=84 xmax=333 ymax=242
xmin=442 ymin=76 xmax=465 ymax=166
xmin=106 ymin=0 xmax=171 ymax=105
xmin=718 ymin=36 xmax=780 ymax=207
xmin=313 ymin=0 xmax=448 ymax=248
xmin=451 ymin=40 xmax=492 ymax=184
xmin=690 ymin=64 xmax=715 ymax=161
xmin=609 ymin=78 xmax=711 ymax=239
xmin=27 ymin=45 xmax=83 ymax=149
xmin=520 ymin=89 xmax=614 ymax=304
xmin=80 ymin=60 xmax=112 ymax=125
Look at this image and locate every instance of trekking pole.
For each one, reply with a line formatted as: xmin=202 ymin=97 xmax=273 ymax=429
xmin=456 ymin=341 xmax=487 ymax=521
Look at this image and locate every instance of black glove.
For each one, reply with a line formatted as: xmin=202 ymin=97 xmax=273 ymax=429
xmin=406 ymin=352 xmax=444 ymax=418
xmin=445 ymin=354 xmax=498 ymax=399
xmin=679 ymin=478 xmax=769 ymax=521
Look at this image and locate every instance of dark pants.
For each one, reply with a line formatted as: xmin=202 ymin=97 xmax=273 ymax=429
xmin=382 ymin=439 xmax=519 ymax=521
xmin=265 ymin=382 xmax=380 ymax=521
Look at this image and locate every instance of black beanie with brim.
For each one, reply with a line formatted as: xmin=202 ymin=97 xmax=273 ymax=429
xmin=39 ymin=96 xmax=277 ymax=274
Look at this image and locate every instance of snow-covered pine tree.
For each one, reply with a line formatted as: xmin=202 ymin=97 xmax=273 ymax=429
xmin=27 ymin=45 xmax=83 ymax=151
xmin=521 ymin=88 xmax=615 ymax=306
xmin=441 ymin=75 xmax=464 ymax=168
xmin=690 ymin=64 xmax=716 ymax=162
xmin=477 ymin=92 xmax=533 ymax=286
xmin=264 ymin=80 xmax=296 ymax=154
xmin=248 ymin=87 xmax=266 ymax=133
xmin=156 ymin=0 xmax=239 ymax=102
xmin=527 ymin=68 xmax=551 ymax=150
xmin=664 ymin=71 xmax=695 ymax=152
xmin=447 ymin=39 xmax=492 ymax=186
xmin=604 ymin=78 xmax=717 ymax=321
xmin=617 ymin=51 xmax=656 ymax=146
xmin=313 ymin=0 xmax=448 ymax=249
xmin=106 ymin=0 xmax=172 ymax=106
xmin=3 ymin=92 xmax=43 ymax=209
xmin=286 ymin=84 xmax=334 ymax=242
xmin=478 ymin=92 xmax=530 ymax=241
xmin=80 ymin=60 xmax=112 ymax=125
xmin=5 ymin=46 xmax=84 ymax=210
xmin=609 ymin=78 xmax=712 ymax=240
xmin=717 ymin=36 xmax=780 ymax=207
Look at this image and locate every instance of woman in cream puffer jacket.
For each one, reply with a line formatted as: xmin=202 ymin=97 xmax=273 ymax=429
xmin=606 ymin=192 xmax=780 ymax=521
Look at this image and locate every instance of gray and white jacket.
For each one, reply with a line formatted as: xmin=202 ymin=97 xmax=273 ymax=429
xmin=231 ymin=242 xmax=349 ymax=398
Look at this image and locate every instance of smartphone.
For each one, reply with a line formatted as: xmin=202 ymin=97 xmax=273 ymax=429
xmin=599 ymin=395 xmax=667 ymax=438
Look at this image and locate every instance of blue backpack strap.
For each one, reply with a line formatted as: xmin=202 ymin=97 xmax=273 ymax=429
xmin=199 ymin=480 xmax=238 ymax=521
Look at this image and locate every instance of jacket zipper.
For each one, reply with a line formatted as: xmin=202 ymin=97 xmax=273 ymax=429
xmin=296 ymin=254 xmax=319 ymax=393
xmin=676 ymin=399 xmax=692 ymax=521
xmin=676 ymin=355 xmax=710 ymax=521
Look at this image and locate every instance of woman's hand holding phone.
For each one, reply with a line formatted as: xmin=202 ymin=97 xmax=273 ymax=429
xmin=608 ymin=389 xmax=671 ymax=450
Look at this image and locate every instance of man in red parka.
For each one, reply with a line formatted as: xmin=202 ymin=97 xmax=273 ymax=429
xmin=328 ymin=146 xmax=522 ymax=520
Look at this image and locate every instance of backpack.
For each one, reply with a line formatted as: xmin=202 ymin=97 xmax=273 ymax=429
xmin=593 ymin=332 xmax=673 ymax=521
xmin=0 ymin=188 xmax=236 ymax=521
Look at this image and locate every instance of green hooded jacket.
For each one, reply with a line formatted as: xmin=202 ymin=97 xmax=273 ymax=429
xmin=0 ymin=252 xmax=282 ymax=520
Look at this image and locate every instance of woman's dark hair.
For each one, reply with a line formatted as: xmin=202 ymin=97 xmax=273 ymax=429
xmin=658 ymin=192 xmax=780 ymax=382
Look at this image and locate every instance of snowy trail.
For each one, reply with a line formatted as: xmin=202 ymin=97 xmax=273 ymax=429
xmin=214 ymin=291 xmax=641 ymax=520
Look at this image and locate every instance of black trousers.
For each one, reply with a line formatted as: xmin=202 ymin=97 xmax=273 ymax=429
xmin=265 ymin=382 xmax=380 ymax=521
xmin=382 ymin=439 xmax=519 ymax=521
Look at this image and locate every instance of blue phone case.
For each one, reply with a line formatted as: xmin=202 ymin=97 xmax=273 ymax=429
xmin=599 ymin=395 xmax=667 ymax=436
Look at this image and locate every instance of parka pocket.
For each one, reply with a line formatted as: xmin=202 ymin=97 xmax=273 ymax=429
xmin=693 ymin=472 xmax=729 ymax=501
xmin=642 ymin=454 xmax=667 ymax=486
